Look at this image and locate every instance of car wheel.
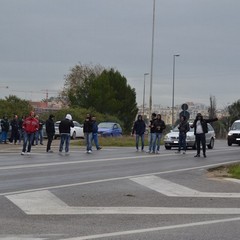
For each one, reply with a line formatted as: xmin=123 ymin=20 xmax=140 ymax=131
xmin=228 ymin=139 xmax=232 ymax=146
xmin=208 ymin=138 xmax=214 ymax=149
xmin=165 ymin=146 xmax=171 ymax=150
xmin=71 ymin=131 xmax=76 ymax=140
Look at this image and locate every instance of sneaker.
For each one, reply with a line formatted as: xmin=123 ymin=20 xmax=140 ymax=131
xmin=145 ymin=150 xmax=150 ymax=153
xmin=47 ymin=150 xmax=54 ymax=153
xmin=97 ymin=147 xmax=102 ymax=150
xmin=21 ymin=152 xmax=25 ymax=155
xmin=182 ymin=151 xmax=186 ymax=154
xmin=175 ymin=151 xmax=181 ymax=154
xmin=87 ymin=150 xmax=92 ymax=154
xmin=156 ymin=151 xmax=160 ymax=154
xmin=203 ymin=154 xmax=207 ymax=158
xmin=26 ymin=152 xmax=31 ymax=155
xmin=194 ymin=154 xmax=200 ymax=157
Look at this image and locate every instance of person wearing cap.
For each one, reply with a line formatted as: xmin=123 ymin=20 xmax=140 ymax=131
xmin=191 ymin=113 xmax=218 ymax=158
xmin=45 ymin=114 xmax=55 ymax=153
xmin=21 ymin=111 xmax=39 ymax=155
xmin=59 ymin=114 xmax=74 ymax=155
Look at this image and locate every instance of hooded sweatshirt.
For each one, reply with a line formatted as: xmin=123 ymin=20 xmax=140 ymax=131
xmin=59 ymin=114 xmax=74 ymax=134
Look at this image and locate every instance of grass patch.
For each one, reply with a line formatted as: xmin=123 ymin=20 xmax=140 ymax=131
xmin=228 ymin=164 xmax=240 ymax=179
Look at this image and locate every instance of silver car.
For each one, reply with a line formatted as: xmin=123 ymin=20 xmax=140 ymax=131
xmin=164 ymin=123 xmax=215 ymax=150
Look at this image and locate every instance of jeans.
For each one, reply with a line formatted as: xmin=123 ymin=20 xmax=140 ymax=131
xmin=92 ymin=133 xmax=100 ymax=149
xmin=155 ymin=133 xmax=162 ymax=151
xmin=178 ymin=132 xmax=187 ymax=151
xmin=35 ymin=129 xmax=43 ymax=145
xmin=59 ymin=133 xmax=70 ymax=153
xmin=1 ymin=131 xmax=8 ymax=143
xmin=135 ymin=134 xmax=144 ymax=150
xmin=148 ymin=133 xmax=156 ymax=152
xmin=22 ymin=132 xmax=34 ymax=153
xmin=196 ymin=133 xmax=206 ymax=155
xmin=85 ymin=133 xmax=92 ymax=151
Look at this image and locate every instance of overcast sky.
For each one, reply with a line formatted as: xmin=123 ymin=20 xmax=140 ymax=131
xmin=0 ymin=0 xmax=239 ymax=109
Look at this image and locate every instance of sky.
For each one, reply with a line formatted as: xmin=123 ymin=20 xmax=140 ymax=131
xmin=0 ymin=0 xmax=240 ymax=109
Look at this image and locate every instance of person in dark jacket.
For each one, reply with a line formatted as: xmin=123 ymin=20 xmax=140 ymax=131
xmin=83 ymin=114 xmax=93 ymax=153
xmin=91 ymin=116 xmax=101 ymax=150
xmin=45 ymin=114 xmax=55 ymax=153
xmin=10 ymin=114 xmax=19 ymax=144
xmin=146 ymin=113 xmax=157 ymax=153
xmin=176 ymin=115 xmax=189 ymax=154
xmin=59 ymin=114 xmax=74 ymax=155
xmin=191 ymin=113 xmax=218 ymax=158
xmin=132 ymin=114 xmax=146 ymax=152
xmin=154 ymin=114 xmax=166 ymax=154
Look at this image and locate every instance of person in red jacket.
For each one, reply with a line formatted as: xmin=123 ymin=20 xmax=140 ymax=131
xmin=21 ymin=111 xmax=39 ymax=155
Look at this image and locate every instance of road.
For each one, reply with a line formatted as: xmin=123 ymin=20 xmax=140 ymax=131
xmin=0 ymin=139 xmax=240 ymax=240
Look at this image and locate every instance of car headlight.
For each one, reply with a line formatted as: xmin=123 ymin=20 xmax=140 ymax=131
xmin=164 ymin=135 xmax=170 ymax=141
xmin=228 ymin=133 xmax=233 ymax=136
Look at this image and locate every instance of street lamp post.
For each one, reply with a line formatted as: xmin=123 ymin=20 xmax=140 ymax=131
xmin=149 ymin=0 xmax=156 ymax=119
xmin=143 ymin=73 xmax=149 ymax=117
xmin=172 ymin=54 xmax=180 ymax=128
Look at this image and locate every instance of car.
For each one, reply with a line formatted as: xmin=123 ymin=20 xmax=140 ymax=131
xmin=54 ymin=121 xmax=84 ymax=139
xmin=98 ymin=122 xmax=122 ymax=137
xmin=227 ymin=120 xmax=240 ymax=146
xmin=164 ymin=122 xmax=215 ymax=150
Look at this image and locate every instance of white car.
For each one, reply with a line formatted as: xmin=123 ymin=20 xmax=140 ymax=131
xmin=164 ymin=122 xmax=215 ymax=150
xmin=54 ymin=121 xmax=84 ymax=139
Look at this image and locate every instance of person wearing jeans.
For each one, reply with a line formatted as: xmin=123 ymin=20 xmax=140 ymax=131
xmin=91 ymin=116 xmax=101 ymax=150
xmin=147 ymin=113 xmax=157 ymax=153
xmin=155 ymin=114 xmax=166 ymax=154
xmin=59 ymin=114 xmax=74 ymax=155
xmin=83 ymin=114 xmax=93 ymax=153
xmin=132 ymin=115 xmax=146 ymax=152
xmin=176 ymin=115 xmax=189 ymax=154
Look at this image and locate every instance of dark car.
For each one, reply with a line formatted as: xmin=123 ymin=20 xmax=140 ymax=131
xmin=227 ymin=120 xmax=240 ymax=146
xmin=98 ymin=122 xmax=122 ymax=137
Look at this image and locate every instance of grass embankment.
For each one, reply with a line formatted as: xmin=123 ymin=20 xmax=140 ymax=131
xmin=228 ymin=164 xmax=240 ymax=179
xmin=209 ymin=164 xmax=240 ymax=179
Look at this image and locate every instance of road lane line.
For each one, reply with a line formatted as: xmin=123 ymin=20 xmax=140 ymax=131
xmin=131 ymin=175 xmax=240 ymax=198
xmin=58 ymin=217 xmax=240 ymax=240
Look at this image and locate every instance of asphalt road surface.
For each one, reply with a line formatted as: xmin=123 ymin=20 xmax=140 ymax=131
xmin=0 ymin=139 xmax=240 ymax=240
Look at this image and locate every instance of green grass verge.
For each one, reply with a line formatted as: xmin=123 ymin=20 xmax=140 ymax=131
xmin=228 ymin=164 xmax=240 ymax=179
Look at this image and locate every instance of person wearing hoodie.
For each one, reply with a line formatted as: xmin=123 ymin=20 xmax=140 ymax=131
xmin=176 ymin=115 xmax=190 ymax=154
xmin=83 ymin=114 xmax=93 ymax=153
xmin=45 ymin=114 xmax=55 ymax=153
xmin=191 ymin=113 xmax=218 ymax=158
xmin=21 ymin=111 xmax=39 ymax=155
xmin=59 ymin=114 xmax=74 ymax=155
xmin=132 ymin=114 xmax=146 ymax=152
xmin=91 ymin=116 xmax=101 ymax=150
xmin=154 ymin=114 xmax=166 ymax=154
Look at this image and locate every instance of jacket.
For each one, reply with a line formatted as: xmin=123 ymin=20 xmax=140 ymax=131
xmin=23 ymin=116 xmax=39 ymax=133
xmin=59 ymin=118 xmax=74 ymax=134
xmin=154 ymin=119 xmax=166 ymax=133
xmin=46 ymin=116 xmax=55 ymax=135
xmin=132 ymin=119 xmax=146 ymax=135
xmin=83 ymin=118 xmax=93 ymax=133
xmin=192 ymin=117 xmax=218 ymax=135
xmin=178 ymin=120 xmax=190 ymax=133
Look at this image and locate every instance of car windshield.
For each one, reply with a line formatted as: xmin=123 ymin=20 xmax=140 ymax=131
xmin=98 ymin=122 xmax=114 ymax=128
xmin=231 ymin=122 xmax=240 ymax=130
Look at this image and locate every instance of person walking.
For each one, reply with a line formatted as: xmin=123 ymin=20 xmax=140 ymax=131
xmin=155 ymin=114 xmax=166 ymax=154
xmin=1 ymin=116 xmax=10 ymax=144
xmin=176 ymin=115 xmax=190 ymax=154
xmin=83 ymin=114 xmax=93 ymax=153
xmin=45 ymin=114 xmax=55 ymax=153
xmin=21 ymin=111 xmax=39 ymax=155
xmin=59 ymin=114 xmax=74 ymax=155
xmin=91 ymin=116 xmax=101 ymax=150
xmin=191 ymin=113 xmax=218 ymax=158
xmin=132 ymin=114 xmax=146 ymax=152
xmin=146 ymin=113 xmax=157 ymax=153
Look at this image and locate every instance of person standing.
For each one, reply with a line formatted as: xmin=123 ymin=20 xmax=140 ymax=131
xmin=45 ymin=114 xmax=55 ymax=153
xmin=91 ymin=116 xmax=101 ymax=150
xmin=155 ymin=114 xmax=166 ymax=154
xmin=1 ymin=116 xmax=9 ymax=144
xmin=176 ymin=115 xmax=189 ymax=154
xmin=83 ymin=114 xmax=93 ymax=153
xmin=59 ymin=114 xmax=74 ymax=155
xmin=146 ymin=113 xmax=157 ymax=153
xmin=35 ymin=115 xmax=44 ymax=145
xmin=10 ymin=115 xmax=19 ymax=144
xmin=191 ymin=113 xmax=218 ymax=158
xmin=132 ymin=114 xmax=146 ymax=152
xmin=21 ymin=111 xmax=39 ymax=155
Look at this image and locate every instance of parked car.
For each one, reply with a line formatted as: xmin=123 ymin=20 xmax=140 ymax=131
xmin=227 ymin=120 xmax=240 ymax=146
xmin=164 ymin=122 xmax=215 ymax=150
xmin=54 ymin=121 xmax=84 ymax=139
xmin=98 ymin=122 xmax=122 ymax=137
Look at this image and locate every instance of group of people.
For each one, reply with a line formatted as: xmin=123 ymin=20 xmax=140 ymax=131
xmin=132 ymin=112 xmax=218 ymax=158
xmin=132 ymin=113 xmax=166 ymax=154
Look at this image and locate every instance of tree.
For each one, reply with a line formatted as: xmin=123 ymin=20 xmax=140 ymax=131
xmin=0 ymin=95 xmax=33 ymax=118
xmin=228 ymin=99 xmax=240 ymax=124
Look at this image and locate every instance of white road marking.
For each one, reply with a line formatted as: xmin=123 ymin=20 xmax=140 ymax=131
xmin=6 ymin=190 xmax=240 ymax=215
xmin=2 ymin=159 xmax=240 ymax=197
xmin=61 ymin=217 xmax=240 ymax=239
xmin=131 ymin=175 xmax=240 ymax=198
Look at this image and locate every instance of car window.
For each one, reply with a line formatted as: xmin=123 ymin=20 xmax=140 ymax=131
xmin=207 ymin=124 xmax=214 ymax=131
xmin=98 ymin=122 xmax=114 ymax=128
xmin=74 ymin=122 xmax=81 ymax=127
xmin=231 ymin=122 xmax=240 ymax=130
